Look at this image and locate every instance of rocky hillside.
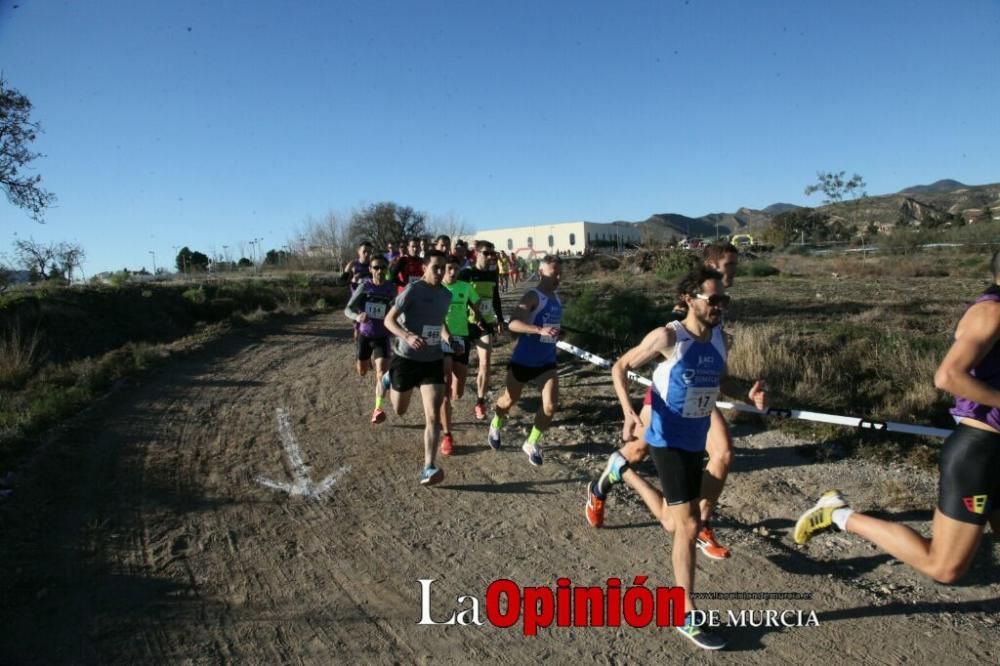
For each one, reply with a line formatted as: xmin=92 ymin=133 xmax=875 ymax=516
xmin=626 ymin=180 xmax=1000 ymax=242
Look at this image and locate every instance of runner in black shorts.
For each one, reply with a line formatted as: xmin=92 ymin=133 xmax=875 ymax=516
xmin=383 ymin=251 xmax=454 ymax=486
xmin=343 ymin=257 xmax=395 ymax=424
xmin=459 ymin=242 xmax=504 ymax=420
xmin=795 ymin=251 xmax=1000 ymax=584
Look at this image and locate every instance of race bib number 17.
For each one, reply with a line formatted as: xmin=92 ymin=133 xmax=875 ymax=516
xmin=681 ymin=387 xmax=718 ymax=418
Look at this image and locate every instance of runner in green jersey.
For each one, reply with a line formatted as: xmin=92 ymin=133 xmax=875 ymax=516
xmin=438 ymin=255 xmax=484 ymax=455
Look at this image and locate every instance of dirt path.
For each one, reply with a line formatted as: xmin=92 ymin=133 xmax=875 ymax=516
xmin=1 ymin=300 xmax=998 ymax=664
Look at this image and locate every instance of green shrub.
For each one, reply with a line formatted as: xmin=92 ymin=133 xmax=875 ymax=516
xmin=655 ymin=251 xmax=699 ymax=282
xmin=182 ymin=287 xmax=207 ymax=304
xmin=562 ymin=287 xmax=671 ymax=356
xmin=740 ymin=260 xmax=780 ymax=277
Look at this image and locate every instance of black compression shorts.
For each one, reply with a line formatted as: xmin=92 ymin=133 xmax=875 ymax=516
xmin=649 ymin=446 xmax=705 ymax=505
xmin=938 ymin=422 xmax=1000 ymax=525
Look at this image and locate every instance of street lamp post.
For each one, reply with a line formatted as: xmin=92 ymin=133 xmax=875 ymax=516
xmin=149 ymin=250 xmax=157 ymax=275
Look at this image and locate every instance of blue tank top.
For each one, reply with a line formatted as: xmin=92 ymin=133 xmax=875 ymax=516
xmin=950 ymin=287 xmax=1000 ymax=430
xmin=646 ymin=320 xmax=727 ymax=451
xmin=511 ymin=288 xmax=562 ymax=367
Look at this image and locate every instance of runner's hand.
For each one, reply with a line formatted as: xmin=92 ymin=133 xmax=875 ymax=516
xmin=406 ymin=333 xmax=426 ymax=350
xmin=748 ymin=379 xmax=768 ymax=410
xmin=539 ymin=325 xmax=560 ymax=339
xmin=356 ymin=313 xmax=368 ymax=323
xmin=622 ymin=410 xmax=642 ymax=442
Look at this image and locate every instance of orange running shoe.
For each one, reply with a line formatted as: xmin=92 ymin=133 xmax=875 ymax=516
xmin=585 ymin=483 xmax=605 ymax=528
xmin=696 ymin=526 xmax=731 ymax=560
xmin=440 ymin=433 xmax=454 ymax=456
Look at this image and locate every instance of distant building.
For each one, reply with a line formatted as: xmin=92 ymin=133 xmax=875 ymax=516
xmin=471 ymin=221 xmax=641 ymax=258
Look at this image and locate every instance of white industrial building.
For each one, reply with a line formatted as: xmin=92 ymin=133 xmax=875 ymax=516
xmin=470 ymin=221 xmax=641 ymax=258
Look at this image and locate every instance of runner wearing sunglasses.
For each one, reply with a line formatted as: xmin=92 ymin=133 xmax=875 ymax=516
xmin=458 ymin=241 xmax=505 ymax=420
xmin=586 ymin=244 xmax=742 ymax=561
xmin=344 ymin=257 xmax=394 ymax=423
xmin=604 ymin=266 xmax=766 ymax=650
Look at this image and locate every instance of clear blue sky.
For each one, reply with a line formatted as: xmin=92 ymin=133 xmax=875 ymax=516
xmin=1 ymin=0 xmax=998 ymax=275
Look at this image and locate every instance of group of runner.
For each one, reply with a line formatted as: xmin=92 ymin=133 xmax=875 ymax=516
xmin=344 ymin=236 xmax=561 ymax=482
xmin=346 ymin=237 xmax=1000 ymax=651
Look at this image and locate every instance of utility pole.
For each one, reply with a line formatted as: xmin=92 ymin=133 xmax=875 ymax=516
xmin=149 ymin=250 xmax=157 ymax=275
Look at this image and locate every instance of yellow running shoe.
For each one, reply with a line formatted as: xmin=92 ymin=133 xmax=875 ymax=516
xmin=794 ymin=490 xmax=848 ymax=545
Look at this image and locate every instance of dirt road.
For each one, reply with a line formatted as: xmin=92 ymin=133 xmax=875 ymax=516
xmin=1 ymin=304 xmax=998 ymax=664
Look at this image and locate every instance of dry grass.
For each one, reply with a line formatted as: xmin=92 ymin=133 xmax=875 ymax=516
xmin=0 ymin=323 xmax=41 ymax=389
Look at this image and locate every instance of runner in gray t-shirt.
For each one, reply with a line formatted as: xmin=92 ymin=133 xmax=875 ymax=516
xmin=383 ymin=250 xmax=457 ymax=486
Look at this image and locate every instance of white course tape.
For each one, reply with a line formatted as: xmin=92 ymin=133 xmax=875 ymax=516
xmin=555 ymin=340 xmax=953 ymax=439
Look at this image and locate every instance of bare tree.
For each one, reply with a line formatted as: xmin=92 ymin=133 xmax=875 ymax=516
xmin=1 ymin=77 xmax=56 ymax=222
xmin=347 ymin=202 xmax=427 ymax=252
xmin=428 ymin=212 xmax=472 ymax=244
xmin=12 ymin=238 xmax=60 ymax=279
xmin=56 ymin=242 xmax=85 ymax=282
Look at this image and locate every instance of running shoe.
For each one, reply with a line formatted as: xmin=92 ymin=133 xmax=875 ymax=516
xmin=794 ymin=490 xmax=848 ymax=545
xmin=371 ymin=408 xmax=386 ymax=425
xmin=487 ymin=424 xmax=502 ymax=450
xmin=420 ymin=465 xmax=445 ymax=486
xmin=585 ymin=482 xmax=605 ymax=528
xmin=474 ymin=400 xmax=487 ymax=421
xmin=440 ymin=433 xmax=454 ymax=456
xmin=380 ymin=371 xmax=392 ymax=392
xmin=676 ymin=613 xmax=727 ymax=650
xmin=522 ymin=440 xmax=543 ymax=466
xmin=696 ymin=526 xmax=731 ymax=560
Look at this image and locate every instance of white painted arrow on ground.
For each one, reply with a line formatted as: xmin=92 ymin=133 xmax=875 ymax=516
xmin=256 ymin=408 xmax=349 ymax=499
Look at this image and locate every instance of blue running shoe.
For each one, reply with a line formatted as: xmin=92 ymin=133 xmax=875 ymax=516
xmin=521 ymin=441 xmax=543 ymax=466
xmin=420 ymin=465 xmax=444 ymax=486
xmin=676 ymin=612 xmax=726 ymax=650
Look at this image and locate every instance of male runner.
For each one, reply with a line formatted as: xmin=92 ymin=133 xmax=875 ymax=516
xmin=391 ymin=237 xmax=425 ymax=294
xmin=459 ymin=242 xmax=505 ymax=420
xmin=586 ymin=244 xmax=740 ymax=560
xmin=343 ymin=256 xmax=394 ymax=423
xmin=794 ymin=251 xmax=1000 ymax=584
xmin=487 ymin=255 xmax=562 ymax=466
xmin=342 ymin=241 xmax=373 ymax=291
xmin=433 ymin=234 xmax=451 ymax=255
xmin=382 ymin=250 xmax=454 ymax=485
xmin=497 ymin=251 xmax=511 ymax=292
xmin=438 ymin=255 xmax=483 ymax=455
xmin=609 ymin=267 xmax=766 ymax=649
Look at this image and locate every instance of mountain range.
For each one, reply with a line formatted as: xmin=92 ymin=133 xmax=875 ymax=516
xmin=623 ymin=179 xmax=1000 ymax=241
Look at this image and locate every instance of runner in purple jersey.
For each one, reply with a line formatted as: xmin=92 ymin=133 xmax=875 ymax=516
xmin=795 ymin=251 xmax=1000 ymax=583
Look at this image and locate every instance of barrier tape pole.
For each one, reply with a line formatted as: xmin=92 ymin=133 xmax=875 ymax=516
xmin=555 ymin=340 xmax=953 ymax=439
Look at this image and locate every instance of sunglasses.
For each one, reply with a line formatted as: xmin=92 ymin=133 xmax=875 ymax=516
xmin=694 ymin=293 xmax=731 ymax=308
xmin=370 ymin=264 xmax=386 ymax=270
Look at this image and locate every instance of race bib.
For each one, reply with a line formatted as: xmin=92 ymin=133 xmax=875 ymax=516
xmin=364 ymin=301 xmax=387 ymax=320
xmin=422 ymin=325 xmax=442 ymax=347
xmin=478 ymin=301 xmax=496 ymax=323
xmin=681 ymin=387 xmax=718 ymax=418
xmin=539 ymin=318 xmax=561 ymax=344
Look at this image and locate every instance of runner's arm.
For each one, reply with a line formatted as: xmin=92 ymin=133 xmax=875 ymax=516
xmin=718 ymin=334 xmax=767 ymax=409
xmin=384 ymin=305 xmax=425 ymax=350
xmin=506 ymin=291 xmax=549 ymax=336
xmin=492 ymin=274 xmax=504 ymax=330
xmin=613 ymin=327 xmax=673 ymax=436
xmin=934 ymin=300 xmax=1000 ymax=408
xmin=343 ymin=286 xmax=367 ymax=323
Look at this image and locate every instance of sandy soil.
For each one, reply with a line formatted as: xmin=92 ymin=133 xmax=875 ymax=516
xmin=1 ymin=292 xmax=998 ymax=664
